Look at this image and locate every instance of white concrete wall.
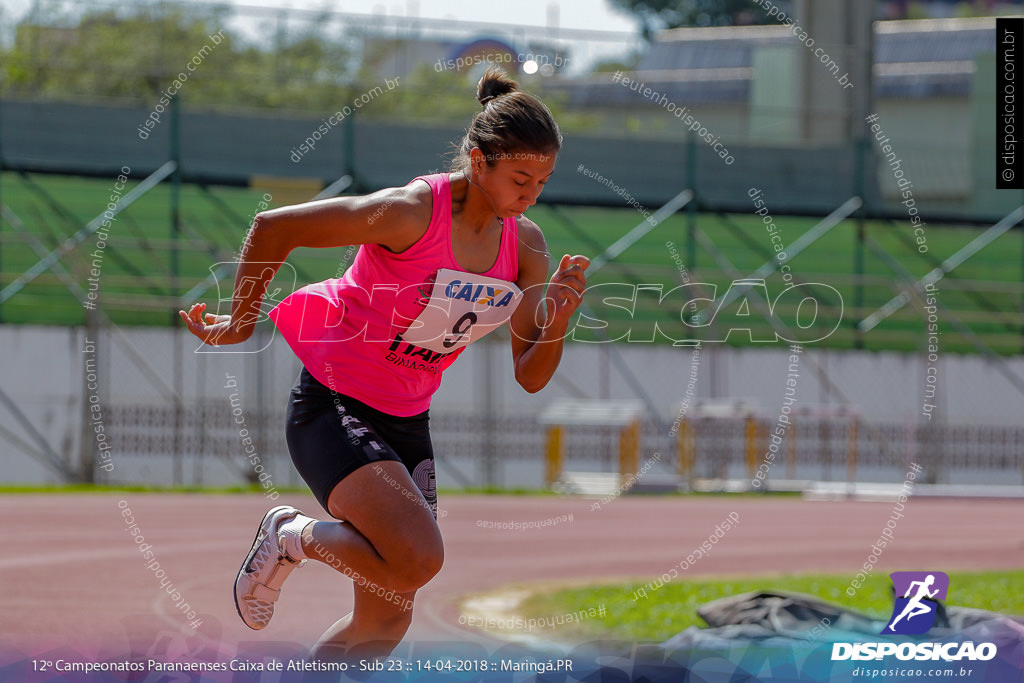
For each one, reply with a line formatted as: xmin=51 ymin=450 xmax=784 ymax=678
xmin=2 ymin=324 xmax=1021 ymax=486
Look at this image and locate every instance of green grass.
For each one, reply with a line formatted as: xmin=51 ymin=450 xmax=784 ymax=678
xmin=0 ymin=483 xmax=561 ymax=496
xmin=437 ymin=486 xmax=560 ymax=496
xmin=0 ymin=483 xmax=550 ymax=495
xmin=0 ymin=482 xmax=309 ymax=495
xmin=2 ymin=172 xmax=1021 ymax=353
xmin=0 ymin=483 xmax=802 ymax=498
xmin=517 ymin=570 xmax=1024 ymax=642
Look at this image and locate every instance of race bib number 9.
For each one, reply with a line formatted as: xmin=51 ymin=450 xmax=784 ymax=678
xmin=401 ymin=268 xmax=523 ymax=353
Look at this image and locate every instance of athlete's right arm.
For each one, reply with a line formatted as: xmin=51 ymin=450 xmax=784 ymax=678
xmin=253 ymin=183 xmax=432 ymax=252
xmin=179 ymin=184 xmax=431 ymax=345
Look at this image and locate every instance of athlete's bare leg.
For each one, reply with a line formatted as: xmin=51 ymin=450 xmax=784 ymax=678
xmin=299 ymin=461 xmax=443 ymax=659
xmin=310 ymin=586 xmax=418 ymax=661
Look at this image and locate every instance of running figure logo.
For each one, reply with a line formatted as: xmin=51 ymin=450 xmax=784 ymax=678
xmin=882 ymin=571 xmax=949 ymax=635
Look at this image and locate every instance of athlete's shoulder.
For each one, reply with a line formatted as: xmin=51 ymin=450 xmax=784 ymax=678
xmin=515 ymin=215 xmax=547 ymax=255
xmin=369 ymin=179 xmax=433 ymax=221
xmin=362 ymin=180 xmax=434 ymax=251
xmin=515 ymin=215 xmax=549 ymax=280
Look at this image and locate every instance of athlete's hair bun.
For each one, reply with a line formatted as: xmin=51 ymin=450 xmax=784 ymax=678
xmin=450 ymin=65 xmax=560 ymax=171
xmin=476 ymin=66 xmax=519 ymax=108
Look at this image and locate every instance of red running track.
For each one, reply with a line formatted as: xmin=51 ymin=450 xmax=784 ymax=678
xmin=4 ymin=492 xmax=1023 ymax=661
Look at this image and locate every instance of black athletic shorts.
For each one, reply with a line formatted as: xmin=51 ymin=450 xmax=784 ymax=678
xmin=285 ymin=367 xmax=437 ymax=519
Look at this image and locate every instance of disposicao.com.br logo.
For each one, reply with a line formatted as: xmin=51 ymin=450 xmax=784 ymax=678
xmin=884 ymin=571 xmax=948 ymax=635
xmin=831 ymin=571 xmax=998 ymax=662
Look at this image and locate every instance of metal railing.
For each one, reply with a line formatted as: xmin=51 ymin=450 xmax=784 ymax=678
xmin=99 ymin=404 xmax=1024 ymax=488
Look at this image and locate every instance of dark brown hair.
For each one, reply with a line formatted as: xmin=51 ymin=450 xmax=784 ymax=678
xmin=450 ymin=66 xmax=562 ymax=171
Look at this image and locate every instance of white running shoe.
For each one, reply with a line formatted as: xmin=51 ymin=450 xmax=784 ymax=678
xmin=234 ymin=505 xmax=307 ymax=630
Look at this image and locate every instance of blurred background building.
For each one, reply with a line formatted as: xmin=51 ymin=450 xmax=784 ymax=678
xmin=1 ymin=0 xmax=1022 ymax=495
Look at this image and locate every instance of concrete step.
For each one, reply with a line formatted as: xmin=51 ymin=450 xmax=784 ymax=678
xmin=552 ymin=471 xmax=622 ymax=497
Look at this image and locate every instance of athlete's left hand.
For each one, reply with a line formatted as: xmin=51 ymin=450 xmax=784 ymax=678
xmin=547 ymin=254 xmax=589 ymax=327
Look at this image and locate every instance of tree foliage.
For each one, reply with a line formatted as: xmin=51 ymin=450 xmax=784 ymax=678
xmin=2 ymin=3 xmax=357 ymax=112
xmin=0 ymin=1 xmax=604 ymax=129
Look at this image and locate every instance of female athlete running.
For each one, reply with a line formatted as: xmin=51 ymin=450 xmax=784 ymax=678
xmin=179 ymin=67 xmax=588 ymax=660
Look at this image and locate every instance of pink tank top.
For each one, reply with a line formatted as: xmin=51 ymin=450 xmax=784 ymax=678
xmin=269 ymin=173 xmax=523 ymax=416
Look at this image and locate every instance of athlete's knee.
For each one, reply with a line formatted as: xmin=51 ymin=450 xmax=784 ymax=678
xmin=390 ymin=540 xmax=443 ymax=592
xmin=413 ymin=543 xmax=444 ymax=585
